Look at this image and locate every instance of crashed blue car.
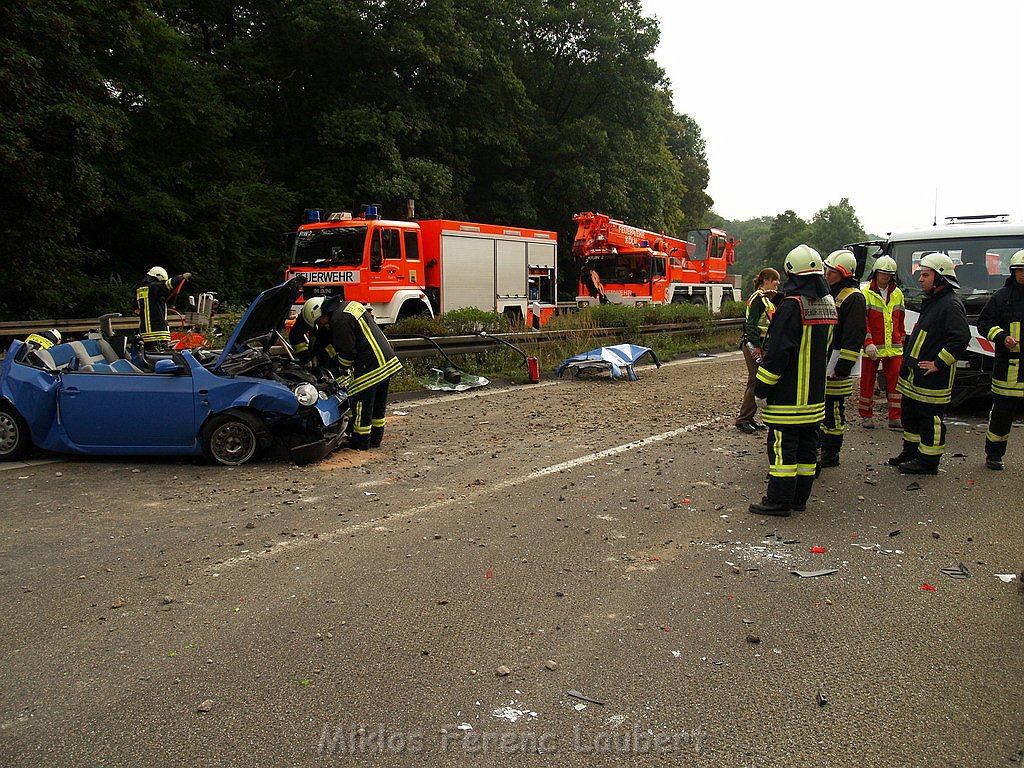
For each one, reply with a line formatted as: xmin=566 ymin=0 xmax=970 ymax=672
xmin=0 ymin=277 xmax=348 ymax=466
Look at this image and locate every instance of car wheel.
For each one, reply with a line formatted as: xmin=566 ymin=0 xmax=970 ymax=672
xmin=0 ymin=402 xmax=31 ymax=461
xmin=202 ymin=414 xmax=262 ymax=466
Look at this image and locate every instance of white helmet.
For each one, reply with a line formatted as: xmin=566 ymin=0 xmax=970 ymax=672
xmin=872 ymin=255 xmax=897 ymax=274
xmin=147 ymin=266 xmax=169 ymax=281
xmin=825 ymin=249 xmax=857 ymax=278
xmin=1009 ymin=249 xmax=1024 ymax=270
xmin=301 ymin=297 xmax=326 ymax=326
xmin=918 ymin=252 xmax=959 ymax=289
xmin=49 ymin=329 xmax=62 ymax=344
xmin=784 ymin=244 xmax=824 ymax=275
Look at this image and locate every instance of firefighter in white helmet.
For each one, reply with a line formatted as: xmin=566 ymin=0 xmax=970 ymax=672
xmin=818 ymin=250 xmax=867 ymax=470
xmin=858 ymin=255 xmax=905 ymax=430
xmin=889 ymin=252 xmax=970 ymax=474
xmin=25 ymin=329 xmax=62 ymax=350
xmin=976 ymin=249 xmax=1024 ymax=470
xmin=136 ymin=266 xmax=192 ymax=351
xmin=749 ymin=244 xmax=837 ymax=516
xmin=302 ymin=296 xmax=402 ymax=450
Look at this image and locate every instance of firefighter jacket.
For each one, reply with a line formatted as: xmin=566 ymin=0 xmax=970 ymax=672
xmin=287 ymin=314 xmax=329 ymax=365
xmin=136 ymin=274 xmax=188 ymax=345
xmin=755 ymin=275 xmax=837 ymax=427
xmin=323 ymin=300 xmax=402 ymax=396
xmin=897 ymin=285 xmax=970 ymax=406
xmin=825 ymin=277 xmax=867 ymax=397
xmin=742 ymin=289 xmax=776 ymax=348
xmin=977 ymin=276 xmax=1024 ymax=398
xmin=25 ymin=330 xmax=60 ymax=350
xmin=863 ymin=279 xmax=906 ymax=357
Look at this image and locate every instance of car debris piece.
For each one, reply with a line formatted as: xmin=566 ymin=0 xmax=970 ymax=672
xmin=816 ymin=690 xmax=828 ymax=707
xmin=567 ymin=689 xmax=605 ymax=706
xmin=939 ymin=563 xmax=970 ymax=579
xmin=790 ymin=568 xmax=839 ymax=578
xmin=995 ymin=574 xmax=1019 ymax=583
xmin=555 ymin=344 xmax=661 ymax=381
xmin=906 ymin=482 xmax=922 ymax=491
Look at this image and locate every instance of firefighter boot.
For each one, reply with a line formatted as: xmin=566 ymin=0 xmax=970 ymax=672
xmin=348 ymin=434 xmax=370 ymax=451
xmin=369 ymin=426 xmax=384 ymax=449
xmin=791 ymin=475 xmax=813 ymax=513
xmin=748 ymin=498 xmax=791 ymax=517
xmin=897 ymin=459 xmax=938 ymax=475
xmin=818 ymin=445 xmax=840 ymax=469
xmin=887 ymin=442 xmax=918 ymax=466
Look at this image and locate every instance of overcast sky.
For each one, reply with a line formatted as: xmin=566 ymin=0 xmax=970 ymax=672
xmin=640 ymin=0 xmax=1024 ymax=236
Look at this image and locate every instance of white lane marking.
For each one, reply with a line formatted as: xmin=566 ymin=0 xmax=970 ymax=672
xmin=211 ymin=415 xmax=727 ymax=571
xmin=397 ymin=352 xmax=741 ymax=409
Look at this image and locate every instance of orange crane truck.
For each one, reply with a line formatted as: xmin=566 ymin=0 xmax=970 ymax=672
xmin=572 ymin=212 xmax=741 ymax=311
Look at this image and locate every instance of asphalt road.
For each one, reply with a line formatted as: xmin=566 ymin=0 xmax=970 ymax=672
xmin=1 ymin=352 xmax=1022 ymax=767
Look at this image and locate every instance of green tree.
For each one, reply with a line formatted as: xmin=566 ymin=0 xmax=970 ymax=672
xmin=807 ymin=197 xmax=868 ymax=255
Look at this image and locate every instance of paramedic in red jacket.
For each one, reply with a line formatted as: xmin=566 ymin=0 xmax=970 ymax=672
xmin=858 ymin=256 xmax=906 ymax=430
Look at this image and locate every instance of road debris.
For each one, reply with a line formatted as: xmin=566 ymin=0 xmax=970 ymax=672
xmin=567 ymin=689 xmax=605 ymax=706
xmin=790 ymin=568 xmax=839 ymax=578
xmin=939 ymin=563 xmax=970 ymax=579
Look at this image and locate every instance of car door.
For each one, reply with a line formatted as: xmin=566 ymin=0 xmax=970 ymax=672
xmin=58 ymin=369 xmax=196 ymax=448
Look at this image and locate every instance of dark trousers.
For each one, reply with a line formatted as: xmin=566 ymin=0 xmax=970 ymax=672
xmin=899 ymin=396 xmax=947 ymax=467
xmin=820 ymin=393 xmax=848 ymax=455
xmin=349 ymin=378 xmax=391 ymax=449
xmin=985 ymin=394 xmax=1021 ymax=460
xmin=735 ymin=345 xmax=760 ymax=426
xmin=765 ymin=425 xmax=820 ymax=506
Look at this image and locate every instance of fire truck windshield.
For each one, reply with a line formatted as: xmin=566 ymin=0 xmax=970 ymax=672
xmin=885 ymin=234 xmax=1024 ymax=310
xmin=585 ymin=254 xmax=652 ymax=282
xmin=292 ymin=226 xmax=368 ymax=267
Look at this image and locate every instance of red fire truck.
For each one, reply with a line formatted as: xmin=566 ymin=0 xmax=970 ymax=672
xmin=284 ymin=206 xmax=558 ymax=326
xmin=573 ymin=212 xmax=741 ymax=311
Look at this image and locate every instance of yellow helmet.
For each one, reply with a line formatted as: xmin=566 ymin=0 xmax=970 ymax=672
xmin=918 ymin=252 xmax=959 ymax=289
xmin=1009 ymin=249 xmax=1024 ymax=270
xmin=784 ymin=244 xmax=824 ymax=275
xmin=825 ymin=250 xmax=857 ymax=278
xmin=301 ymin=297 xmax=326 ymax=326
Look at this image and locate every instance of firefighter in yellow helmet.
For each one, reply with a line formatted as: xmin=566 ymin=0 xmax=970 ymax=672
xmin=819 ymin=249 xmax=867 ymax=470
xmin=749 ymin=245 xmax=837 ymax=516
xmin=301 ymin=297 xmax=402 ymax=450
xmin=25 ymin=329 xmax=62 ymax=350
xmin=976 ymin=249 xmax=1024 ymax=470
xmin=890 ymin=252 xmax=970 ymax=474
xmin=136 ymin=266 xmax=192 ymax=351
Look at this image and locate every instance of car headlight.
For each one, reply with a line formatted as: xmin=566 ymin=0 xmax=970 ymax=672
xmin=293 ymin=383 xmax=319 ymax=407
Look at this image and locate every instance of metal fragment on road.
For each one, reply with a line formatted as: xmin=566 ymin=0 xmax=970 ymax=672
xmin=565 ymin=692 xmax=602 ymax=708
xmin=939 ymin=563 xmax=970 ymax=579
xmin=790 ymin=568 xmax=839 ymax=578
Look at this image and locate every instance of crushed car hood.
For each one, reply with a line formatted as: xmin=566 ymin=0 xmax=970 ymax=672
xmin=213 ymin=277 xmax=305 ymax=371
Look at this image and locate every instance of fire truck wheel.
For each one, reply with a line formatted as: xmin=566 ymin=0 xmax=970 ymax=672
xmin=0 ymin=402 xmax=32 ymax=461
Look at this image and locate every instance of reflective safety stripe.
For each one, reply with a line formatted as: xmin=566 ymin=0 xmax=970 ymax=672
xmin=796 ymin=463 xmax=817 ymax=477
xmin=909 ymin=330 xmax=927 ymax=359
xmin=825 ymin=378 xmax=855 ymax=396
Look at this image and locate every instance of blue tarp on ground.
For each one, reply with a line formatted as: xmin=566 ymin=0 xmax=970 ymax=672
xmin=555 ymin=344 xmax=662 ymax=381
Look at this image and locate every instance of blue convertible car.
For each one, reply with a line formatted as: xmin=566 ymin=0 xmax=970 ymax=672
xmin=0 ymin=278 xmax=349 ymax=466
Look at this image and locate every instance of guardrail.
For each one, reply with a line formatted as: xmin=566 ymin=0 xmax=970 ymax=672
xmin=389 ymin=318 xmax=743 ymax=358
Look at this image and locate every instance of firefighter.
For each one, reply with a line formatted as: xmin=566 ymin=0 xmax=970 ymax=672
xmin=819 ymin=250 xmax=867 ymax=469
xmin=889 ymin=252 xmax=970 ymax=475
xmin=858 ymin=256 xmax=905 ymax=430
xmin=735 ymin=267 xmax=780 ymax=434
xmin=976 ymin=249 xmax=1024 ymax=470
xmin=288 ymin=309 xmax=330 ymax=368
xmin=749 ymin=245 xmax=837 ymax=516
xmin=301 ymin=296 xmax=403 ymax=450
xmin=25 ymin=329 xmax=62 ymax=350
xmin=137 ymin=266 xmax=191 ymax=351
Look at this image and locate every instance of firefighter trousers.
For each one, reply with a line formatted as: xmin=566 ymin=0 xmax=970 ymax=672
xmin=765 ymin=425 xmax=820 ymax=507
xmin=899 ymin=396 xmax=947 ymax=467
xmin=348 ymin=378 xmax=392 ymax=449
xmin=820 ymin=394 xmax=848 ymax=456
xmin=858 ymin=356 xmax=902 ymax=421
xmin=985 ymin=394 xmax=1022 ymax=461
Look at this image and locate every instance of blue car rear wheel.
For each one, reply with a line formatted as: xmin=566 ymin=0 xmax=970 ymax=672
xmin=202 ymin=414 xmax=261 ymax=466
xmin=0 ymin=402 xmax=31 ymax=461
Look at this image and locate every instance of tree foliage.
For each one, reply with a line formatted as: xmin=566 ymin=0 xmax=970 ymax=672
xmin=0 ymin=0 xmax=714 ymax=319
